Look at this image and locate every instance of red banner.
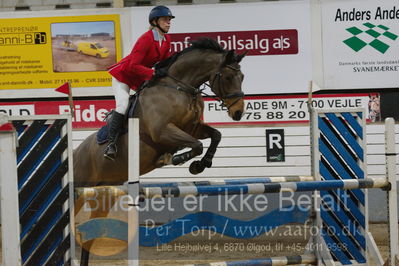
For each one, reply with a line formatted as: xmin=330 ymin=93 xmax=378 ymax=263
xmin=169 ymin=30 xmax=298 ymax=56
xmin=0 ymin=100 xmax=114 ymax=129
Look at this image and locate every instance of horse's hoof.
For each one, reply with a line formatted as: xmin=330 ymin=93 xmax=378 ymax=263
xmin=172 ymin=156 xmax=181 ymax=165
xmin=189 ymin=160 xmax=205 ymax=175
xmin=201 ymin=158 xmax=212 ymax=168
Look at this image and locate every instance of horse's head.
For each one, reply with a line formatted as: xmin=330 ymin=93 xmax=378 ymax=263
xmin=161 ymin=38 xmax=246 ymax=121
xmin=210 ymin=50 xmax=246 ymax=121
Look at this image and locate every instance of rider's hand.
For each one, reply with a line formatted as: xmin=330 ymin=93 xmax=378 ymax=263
xmin=154 ymin=67 xmax=168 ymax=78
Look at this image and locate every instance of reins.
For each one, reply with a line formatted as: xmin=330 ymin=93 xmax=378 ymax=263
xmin=165 ymin=74 xmax=202 ymax=96
xmin=162 ymin=64 xmax=244 ymax=110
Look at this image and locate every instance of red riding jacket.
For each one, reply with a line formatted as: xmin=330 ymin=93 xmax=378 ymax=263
xmin=108 ymin=29 xmax=172 ymax=90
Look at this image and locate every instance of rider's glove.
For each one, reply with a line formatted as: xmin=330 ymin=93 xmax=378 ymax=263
xmin=154 ymin=67 xmax=168 ymax=78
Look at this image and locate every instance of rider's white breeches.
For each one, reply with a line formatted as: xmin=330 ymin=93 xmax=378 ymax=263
xmin=112 ymin=77 xmax=130 ymax=115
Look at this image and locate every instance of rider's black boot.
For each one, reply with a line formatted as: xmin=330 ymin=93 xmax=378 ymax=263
xmin=104 ymin=111 xmax=124 ymax=160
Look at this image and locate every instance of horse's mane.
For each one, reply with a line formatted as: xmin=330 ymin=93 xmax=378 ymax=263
xmin=188 ymin=37 xmax=225 ymax=53
xmin=155 ymin=37 xmax=225 ymax=71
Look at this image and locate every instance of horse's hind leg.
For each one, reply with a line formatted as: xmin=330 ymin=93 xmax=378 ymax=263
xmin=78 ymin=197 xmax=100 ymax=266
xmin=190 ymin=123 xmax=221 ymax=174
xmin=72 ymin=194 xmax=90 ymax=266
xmin=77 ymin=189 xmax=119 ymax=266
xmin=80 ymin=249 xmax=90 ymax=266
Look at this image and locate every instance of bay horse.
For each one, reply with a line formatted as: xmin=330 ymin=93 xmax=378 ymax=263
xmin=73 ymin=38 xmax=246 ymax=265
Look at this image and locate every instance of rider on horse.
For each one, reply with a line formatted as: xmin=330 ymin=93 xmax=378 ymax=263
xmin=105 ymin=6 xmax=175 ymax=160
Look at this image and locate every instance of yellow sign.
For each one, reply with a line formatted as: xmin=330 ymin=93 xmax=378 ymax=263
xmin=0 ymin=15 xmax=121 ymax=90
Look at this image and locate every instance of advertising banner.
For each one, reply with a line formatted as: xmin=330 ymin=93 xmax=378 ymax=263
xmin=131 ymin=2 xmax=312 ymax=95
xmin=0 ymin=93 xmax=379 ymax=129
xmin=169 ymin=30 xmax=298 ymax=56
xmin=0 ymin=14 xmax=121 ymax=91
xmin=320 ymin=0 xmax=399 ymax=89
xmin=204 ymin=93 xmax=379 ymax=125
xmin=0 ymin=100 xmax=115 ymax=129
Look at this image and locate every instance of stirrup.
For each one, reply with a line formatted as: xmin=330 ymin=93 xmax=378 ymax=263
xmin=104 ymin=143 xmax=117 ymax=160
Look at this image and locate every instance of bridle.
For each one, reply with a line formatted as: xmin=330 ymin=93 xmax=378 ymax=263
xmin=164 ymin=64 xmax=244 ymax=110
xmin=206 ymin=64 xmax=244 ymax=110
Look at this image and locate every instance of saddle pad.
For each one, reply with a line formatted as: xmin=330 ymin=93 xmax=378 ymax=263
xmin=96 ymin=124 xmax=128 ymax=145
xmin=96 ymin=125 xmax=109 ymax=144
xmin=96 ymin=92 xmax=140 ymax=145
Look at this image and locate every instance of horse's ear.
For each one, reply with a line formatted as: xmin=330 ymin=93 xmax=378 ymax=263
xmin=236 ymin=51 xmax=248 ymax=63
xmin=222 ymin=50 xmax=236 ymax=66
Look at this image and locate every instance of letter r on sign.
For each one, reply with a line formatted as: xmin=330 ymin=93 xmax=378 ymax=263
xmin=266 ymin=129 xmax=285 ymax=162
xmin=268 ymin=134 xmax=282 ymax=149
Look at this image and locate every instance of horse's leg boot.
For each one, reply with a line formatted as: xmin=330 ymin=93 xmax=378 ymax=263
xmin=104 ymin=111 xmax=124 ymax=160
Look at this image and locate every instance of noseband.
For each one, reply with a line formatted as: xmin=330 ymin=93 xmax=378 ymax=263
xmin=209 ymin=65 xmax=244 ymax=110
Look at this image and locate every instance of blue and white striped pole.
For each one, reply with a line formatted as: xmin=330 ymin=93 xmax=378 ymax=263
xmin=141 ymin=176 xmax=314 ymax=188
xmin=141 ymin=177 xmax=389 ymax=198
xmin=76 ymin=177 xmax=389 ymax=199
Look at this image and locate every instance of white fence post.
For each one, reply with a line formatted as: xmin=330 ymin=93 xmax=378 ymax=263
xmin=0 ymin=114 xmax=22 ymax=266
xmin=385 ymin=117 xmax=399 ymax=266
xmin=128 ymin=118 xmax=140 ymax=266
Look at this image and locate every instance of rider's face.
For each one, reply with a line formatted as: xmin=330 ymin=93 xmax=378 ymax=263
xmin=157 ymin=17 xmax=172 ymax=33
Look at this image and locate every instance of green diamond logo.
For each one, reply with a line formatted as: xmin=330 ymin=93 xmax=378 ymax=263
xmin=346 ymin=26 xmax=363 ymax=35
xmin=378 ymin=25 xmax=389 ymax=31
xmin=363 ymin=22 xmax=376 ymax=28
xmin=369 ymin=39 xmax=389 ymax=53
xmin=343 ymin=23 xmax=398 ymax=54
xmin=366 ymin=29 xmax=381 ymax=38
xmin=343 ymin=36 xmax=367 ymax=52
xmin=383 ymin=31 xmax=398 ymax=41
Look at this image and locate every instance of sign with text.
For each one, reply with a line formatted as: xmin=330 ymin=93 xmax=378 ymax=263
xmin=169 ymin=30 xmax=298 ymax=56
xmin=0 ymin=100 xmax=114 ymax=129
xmin=266 ymin=129 xmax=285 ymax=162
xmin=204 ymin=93 xmax=379 ymax=125
xmin=131 ymin=1 xmax=312 ymax=95
xmin=319 ymin=0 xmax=399 ymax=89
xmin=0 ymin=93 xmax=380 ymax=129
xmin=0 ymin=14 xmax=121 ymax=90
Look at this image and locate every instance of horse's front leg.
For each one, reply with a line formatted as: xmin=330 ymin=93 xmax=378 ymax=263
xmin=155 ymin=123 xmax=204 ymax=167
xmin=189 ymin=123 xmax=221 ymax=175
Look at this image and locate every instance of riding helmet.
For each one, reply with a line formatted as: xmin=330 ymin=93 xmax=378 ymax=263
xmin=149 ymin=6 xmax=175 ymax=23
